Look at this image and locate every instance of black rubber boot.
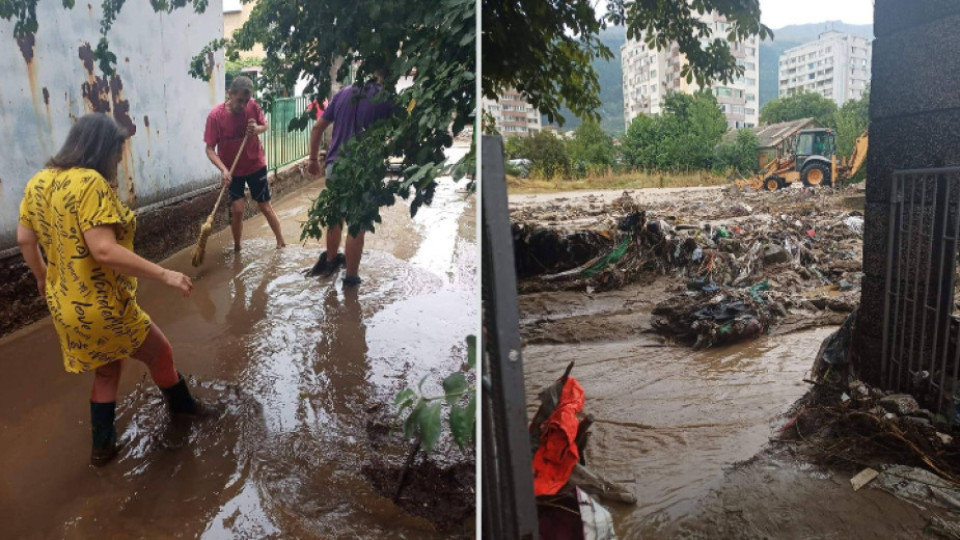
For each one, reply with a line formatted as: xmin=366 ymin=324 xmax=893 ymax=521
xmin=159 ymin=373 xmax=207 ymax=417
xmin=307 ymin=251 xmax=345 ymax=277
xmin=90 ymin=401 xmax=119 ymax=467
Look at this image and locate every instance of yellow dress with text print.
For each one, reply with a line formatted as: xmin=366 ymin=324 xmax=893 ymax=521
xmin=19 ymin=168 xmax=152 ymax=373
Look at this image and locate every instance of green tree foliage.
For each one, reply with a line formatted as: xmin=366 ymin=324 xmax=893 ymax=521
xmin=833 ymin=88 xmax=869 ymax=158
xmin=620 ymin=113 xmax=659 ymax=170
xmin=503 ymin=136 xmax=526 ymax=160
xmin=716 ymin=129 xmax=760 ymax=174
xmin=620 ymin=91 xmax=727 ymax=172
xmin=214 ymin=0 xmax=475 ymax=238
xmin=3 ymin=0 xmax=474 ymax=238
xmin=760 ymin=91 xmax=838 ymax=127
xmin=395 ymin=336 xmax=476 ymax=453
xmin=567 ymin=119 xmax=616 ymax=173
xmin=482 ymin=0 xmax=769 ymax=126
xmin=524 ymin=131 xmax=570 ymax=179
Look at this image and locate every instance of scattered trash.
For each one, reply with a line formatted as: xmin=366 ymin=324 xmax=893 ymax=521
xmin=512 ymin=188 xmax=865 ymax=347
xmin=850 ymin=467 xmax=878 ymax=491
xmin=879 ymin=394 xmax=921 ymax=417
xmin=530 ymin=363 xmax=632 ymax=540
xmin=761 ymin=245 xmax=792 ymax=266
xmin=577 ymin=488 xmax=618 ymax=540
xmin=874 ymin=465 xmax=960 ymax=510
xmin=845 ymin=215 xmax=864 ymax=234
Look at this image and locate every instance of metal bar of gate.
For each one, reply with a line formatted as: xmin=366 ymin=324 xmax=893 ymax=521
xmin=943 ymin=178 xmax=960 ymax=411
xmin=481 ymin=135 xmax=538 ymax=540
xmin=882 ymin=167 xmax=960 ymax=414
xmin=918 ymin=175 xmax=936 ymax=387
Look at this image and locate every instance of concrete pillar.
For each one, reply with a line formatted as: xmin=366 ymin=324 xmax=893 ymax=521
xmin=857 ymin=0 xmax=960 ymax=386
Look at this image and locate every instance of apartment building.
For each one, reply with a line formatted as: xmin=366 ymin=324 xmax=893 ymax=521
xmin=778 ymin=31 xmax=872 ymax=106
xmin=621 ymin=12 xmax=760 ymax=130
xmin=483 ymin=89 xmax=542 ymax=137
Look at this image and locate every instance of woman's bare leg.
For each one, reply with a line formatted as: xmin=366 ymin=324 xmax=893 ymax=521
xmin=130 ymin=324 xmax=180 ymax=388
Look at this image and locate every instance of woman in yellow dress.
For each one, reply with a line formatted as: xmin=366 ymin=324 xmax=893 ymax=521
xmin=17 ymin=113 xmax=209 ymax=467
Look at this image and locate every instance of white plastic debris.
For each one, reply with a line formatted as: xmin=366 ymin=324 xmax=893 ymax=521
xmin=577 ymin=488 xmax=618 ymax=540
xmin=845 ymin=216 xmax=864 ymax=234
xmin=850 ymin=468 xmax=879 ymax=491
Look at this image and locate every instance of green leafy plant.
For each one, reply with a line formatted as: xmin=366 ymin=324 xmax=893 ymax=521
xmin=192 ymin=0 xmax=475 ymax=239
xmin=394 ymin=335 xmax=476 ymax=453
xmin=483 ymin=0 xmax=770 ymax=126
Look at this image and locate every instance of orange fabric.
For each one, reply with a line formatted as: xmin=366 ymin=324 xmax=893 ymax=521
xmin=532 ymin=377 xmax=586 ymax=496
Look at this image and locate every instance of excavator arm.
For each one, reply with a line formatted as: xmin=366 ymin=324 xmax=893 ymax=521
xmin=846 ymin=131 xmax=869 ymax=178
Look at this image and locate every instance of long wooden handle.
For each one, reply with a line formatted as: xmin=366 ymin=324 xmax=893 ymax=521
xmin=209 ymin=132 xmax=251 ymax=218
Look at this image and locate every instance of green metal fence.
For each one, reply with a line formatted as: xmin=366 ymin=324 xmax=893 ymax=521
xmin=260 ymin=96 xmax=316 ymax=172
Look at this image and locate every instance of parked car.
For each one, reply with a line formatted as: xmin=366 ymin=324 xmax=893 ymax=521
xmin=507 ymin=158 xmax=532 ymax=178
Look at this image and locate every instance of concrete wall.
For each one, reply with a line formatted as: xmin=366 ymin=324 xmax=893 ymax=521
xmin=0 ymin=0 xmax=225 ymax=251
xmin=856 ymin=0 xmax=960 ymax=385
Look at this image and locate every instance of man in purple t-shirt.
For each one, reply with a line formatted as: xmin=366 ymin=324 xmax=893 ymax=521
xmin=306 ymin=66 xmax=393 ymax=286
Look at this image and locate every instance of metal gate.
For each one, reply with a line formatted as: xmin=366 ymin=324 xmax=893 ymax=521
xmin=481 ymin=135 xmax=539 ymax=540
xmin=882 ymin=166 xmax=960 ymax=414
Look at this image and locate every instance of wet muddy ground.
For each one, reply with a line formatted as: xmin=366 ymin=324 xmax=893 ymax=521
xmin=0 ymin=147 xmax=476 ymax=539
xmin=517 ymin=187 xmax=944 ymax=539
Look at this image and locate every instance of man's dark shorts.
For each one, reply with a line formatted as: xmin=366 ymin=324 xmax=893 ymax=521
xmin=229 ymin=167 xmax=271 ymax=203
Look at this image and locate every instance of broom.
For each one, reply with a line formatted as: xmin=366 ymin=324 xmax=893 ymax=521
xmin=191 ymin=132 xmax=249 ymax=267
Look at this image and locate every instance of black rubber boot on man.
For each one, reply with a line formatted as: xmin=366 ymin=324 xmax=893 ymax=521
xmin=307 ymin=250 xmax=345 ymax=277
xmin=90 ymin=401 xmax=119 ymax=467
xmin=343 ymin=274 xmax=362 ymax=287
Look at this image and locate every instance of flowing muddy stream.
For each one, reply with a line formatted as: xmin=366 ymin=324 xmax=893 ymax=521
xmin=0 ymin=147 xmax=476 ymax=539
xmin=520 ymin=279 xmax=937 ymax=539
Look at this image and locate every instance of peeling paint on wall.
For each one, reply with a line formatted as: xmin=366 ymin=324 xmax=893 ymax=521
xmin=0 ymin=0 xmax=225 ymax=248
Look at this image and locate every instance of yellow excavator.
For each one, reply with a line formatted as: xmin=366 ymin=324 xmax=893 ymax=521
xmin=737 ymin=129 xmax=868 ymax=191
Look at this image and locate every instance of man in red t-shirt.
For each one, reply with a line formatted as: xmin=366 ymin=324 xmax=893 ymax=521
xmin=204 ymin=76 xmax=286 ymax=251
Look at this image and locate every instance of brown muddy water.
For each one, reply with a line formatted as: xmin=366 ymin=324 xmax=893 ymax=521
xmin=520 ymin=282 xmax=938 ymax=539
xmin=0 ymin=150 xmax=476 ymax=539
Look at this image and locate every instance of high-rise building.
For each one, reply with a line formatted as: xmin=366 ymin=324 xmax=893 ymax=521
xmin=621 ymin=12 xmax=760 ymax=130
xmin=483 ymin=89 xmax=542 ymax=137
xmin=777 ymin=31 xmax=872 ymax=105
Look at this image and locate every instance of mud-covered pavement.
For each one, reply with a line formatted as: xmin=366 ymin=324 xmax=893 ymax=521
xmin=0 ymin=146 xmax=476 ymax=539
xmin=517 ymin=187 xmax=942 ymax=539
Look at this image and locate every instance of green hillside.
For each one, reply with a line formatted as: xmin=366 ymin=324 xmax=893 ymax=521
xmin=545 ymin=25 xmax=627 ymax=135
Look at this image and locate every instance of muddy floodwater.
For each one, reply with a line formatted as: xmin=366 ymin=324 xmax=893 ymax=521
xmin=0 ymin=148 xmax=476 ymax=539
xmin=520 ymin=268 xmax=936 ymax=539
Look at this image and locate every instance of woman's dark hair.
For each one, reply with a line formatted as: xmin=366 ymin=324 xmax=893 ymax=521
xmin=47 ymin=113 xmax=128 ymax=180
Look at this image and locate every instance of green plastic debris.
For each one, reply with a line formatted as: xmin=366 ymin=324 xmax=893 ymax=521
xmin=749 ymin=281 xmax=770 ymax=302
xmin=584 ymin=237 xmax=631 ymax=278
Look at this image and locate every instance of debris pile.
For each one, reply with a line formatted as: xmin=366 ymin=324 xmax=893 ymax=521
xmin=786 ymin=311 xmax=960 ymax=492
xmin=512 ymin=187 xmax=865 ymax=346
xmin=652 ymin=281 xmax=780 ymax=349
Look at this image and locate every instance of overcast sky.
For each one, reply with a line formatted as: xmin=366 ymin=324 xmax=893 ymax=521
xmin=759 ymin=0 xmax=873 ymax=29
